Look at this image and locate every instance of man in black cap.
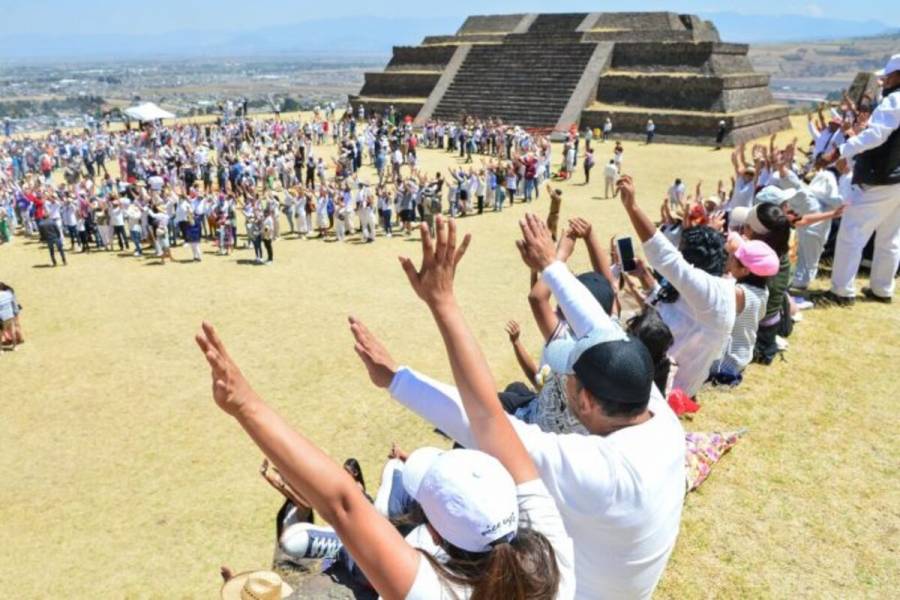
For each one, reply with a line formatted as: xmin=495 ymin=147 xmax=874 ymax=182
xmin=352 ymin=214 xmax=686 ymax=599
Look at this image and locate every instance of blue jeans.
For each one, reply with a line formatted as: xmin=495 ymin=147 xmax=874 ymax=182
xmin=130 ymin=230 xmax=142 ymax=255
xmin=47 ymin=237 xmax=66 ymax=265
xmin=381 ymin=210 xmax=392 ymax=235
xmin=524 ymin=178 xmax=535 ymax=202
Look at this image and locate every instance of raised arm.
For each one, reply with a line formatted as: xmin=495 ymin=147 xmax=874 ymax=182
xmin=505 ymin=320 xmax=539 ymax=386
xmin=518 ymin=213 xmax=623 ymax=341
xmin=398 ymin=216 xmax=538 ymax=484
xmin=528 ymin=270 xmax=559 ymax=342
xmin=195 ymin=323 xmax=418 ymax=600
xmin=618 ymin=175 xmax=725 ymax=312
xmin=570 ymin=217 xmax=616 ymax=288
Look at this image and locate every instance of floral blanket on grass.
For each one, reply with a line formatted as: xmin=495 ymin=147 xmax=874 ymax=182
xmin=685 ymin=430 xmax=747 ymax=493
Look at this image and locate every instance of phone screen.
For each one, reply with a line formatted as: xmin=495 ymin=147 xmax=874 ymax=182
xmin=617 ymin=237 xmax=637 ymax=272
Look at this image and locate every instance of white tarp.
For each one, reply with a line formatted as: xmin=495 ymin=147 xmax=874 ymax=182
xmin=123 ymin=102 xmax=175 ymax=122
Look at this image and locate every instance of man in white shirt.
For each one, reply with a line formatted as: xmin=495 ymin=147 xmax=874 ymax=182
xmin=352 ymin=214 xmax=685 ymax=599
xmin=818 ymin=53 xmax=900 ymax=304
xmin=603 ymin=159 xmax=618 ymax=199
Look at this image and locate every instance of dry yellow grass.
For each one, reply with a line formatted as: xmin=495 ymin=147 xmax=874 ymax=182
xmin=1 ymin=117 xmax=898 ymax=598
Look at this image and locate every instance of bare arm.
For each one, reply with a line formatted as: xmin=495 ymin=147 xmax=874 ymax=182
xmin=399 ymin=217 xmax=539 ymax=484
xmin=528 ymin=270 xmax=559 ymax=341
xmin=570 ymin=217 xmax=616 ymax=287
xmin=506 ymin=320 xmax=538 ymax=386
xmin=195 ymin=323 xmax=418 ymax=600
xmin=617 ymin=176 xmax=657 ymax=243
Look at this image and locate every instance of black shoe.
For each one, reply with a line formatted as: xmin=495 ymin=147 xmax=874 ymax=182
xmin=812 ymin=290 xmax=855 ymax=308
xmin=862 ymin=287 xmax=892 ymax=304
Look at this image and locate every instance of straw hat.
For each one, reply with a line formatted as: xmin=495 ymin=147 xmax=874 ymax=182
xmin=220 ymin=570 xmax=294 ymax=600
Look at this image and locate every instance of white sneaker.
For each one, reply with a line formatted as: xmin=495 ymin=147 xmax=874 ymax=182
xmin=776 ymin=336 xmax=789 ymax=351
xmin=792 ymin=296 xmax=814 ymax=311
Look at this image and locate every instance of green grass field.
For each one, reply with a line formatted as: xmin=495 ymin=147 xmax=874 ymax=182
xmin=1 ymin=116 xmax=898 ymax=598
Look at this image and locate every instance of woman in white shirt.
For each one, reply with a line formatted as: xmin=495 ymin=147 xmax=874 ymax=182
xmin=618 ymin=176 xmax=737 ymax=399
xmin=196 ymin=219 xmax=573 ymax=600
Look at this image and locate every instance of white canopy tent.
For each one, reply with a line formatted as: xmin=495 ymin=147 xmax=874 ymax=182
xmin=123 ymin=102 xmax=176 ymax=122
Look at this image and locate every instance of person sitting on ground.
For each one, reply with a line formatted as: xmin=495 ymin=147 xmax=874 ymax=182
xmin=0 ymin=282 xmax=22 ymax=352
xmin=197 ymin=271 xmax=574 ymax=599
xmin=352 ymin=214 xmax=684 ymax=599
xmin=618 ymin=176 xmax=737 ymax=400
xmin=728 ymin=203 xmax=793 ymax=365
xmin=708 ymin=233 xmax=780 ymax=385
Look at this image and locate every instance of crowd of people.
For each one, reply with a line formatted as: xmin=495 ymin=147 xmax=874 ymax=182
xmin=0 ymin=106 xmax=585 ymax=268
xmin=4 ymin=52 xmax=898 ymax=598
xmin=200 ymin=56 xmax=899 ymax=599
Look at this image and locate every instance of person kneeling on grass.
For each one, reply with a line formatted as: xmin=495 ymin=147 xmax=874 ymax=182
xmin=351 ymin=215 xmax=684 ymax=599
xmin=196 ymin=300 xmax=573 ymax=599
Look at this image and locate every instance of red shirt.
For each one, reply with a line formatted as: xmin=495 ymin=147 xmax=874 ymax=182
xmin=29 ymin=194 xmax=46 ymax=220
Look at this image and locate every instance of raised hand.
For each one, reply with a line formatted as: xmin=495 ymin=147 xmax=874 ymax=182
xmin=399 ymin=215 xmax=471 ymax=309
xmin=516 ymin=213 xmax=558 ymax=272
xmin=194 ymin=321 xmax=259 ymax=416
xmin=349 ymin=315 xmax=398 ymax=389
xmin=568 ymin=217 xmax=592 ymax=239
xmin=505 ymin=320 xmax=521 ymax=343
xmin=616 ymin=175 xmax=636 ymax=207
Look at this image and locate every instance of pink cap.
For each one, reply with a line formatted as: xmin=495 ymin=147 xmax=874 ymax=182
xmin=730 ymin=232 xmax=779 ymax=277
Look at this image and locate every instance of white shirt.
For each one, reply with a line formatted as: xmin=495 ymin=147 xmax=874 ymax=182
xmin=603 ymin=163 xmax=618 ymax=179
xmin=403 ymin=480 xmax=574 ymax=600
xmin=667 ymin=183 xmax=685 ymax=209
xmin=644 ymin=231 xmax=736 ymax=397
xmin=726 ymin=177 xmax=755 ymax=210
xmin=390 ymin=261 xmax=685 ymax=599
xmin=840 ymin=88 xmax=900 ymax=160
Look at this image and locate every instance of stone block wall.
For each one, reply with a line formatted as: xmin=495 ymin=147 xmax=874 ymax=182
xmin=359 ymin=72 xmax=442 ymax=98
xmin=610 ymin=42 xmax=753 ymax=74
xmin=386 ymin=46 xmax=457 ymax=69
xmin=596 ymin=73 xmax=772 ymax=112
xmin=457 ymin=14 xmax=527 ymax=34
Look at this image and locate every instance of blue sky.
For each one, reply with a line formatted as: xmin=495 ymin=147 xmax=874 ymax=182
xmin=1 ymin=0 xmax=897 ymax=34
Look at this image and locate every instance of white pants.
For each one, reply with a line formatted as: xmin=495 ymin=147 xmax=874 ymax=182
xmin=335 ymin=218 xmax=346 ymax=241
xmin=831 ymin=182 xmax=900 ymax=298
xmin=295 ymin=208 xmax=309 ymax=234
xmin=793 ymin=219 xmax=831 ymax=288
xmin=359 ymin=208 xmax=375 ymax=241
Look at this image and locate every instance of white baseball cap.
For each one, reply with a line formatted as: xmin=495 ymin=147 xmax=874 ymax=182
xmin=402 ymin=448 xmax=519 ymax=553
xmin=875 ymin=53 xmax=900 ymax=77
xmin=754 ymin=185 xmax=798 ymax=206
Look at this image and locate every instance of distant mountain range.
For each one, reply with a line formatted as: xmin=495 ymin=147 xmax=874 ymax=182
xmin=0 ymin=13 xmax=896 ymax=62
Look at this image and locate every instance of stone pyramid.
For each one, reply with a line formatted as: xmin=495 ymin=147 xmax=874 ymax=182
xmin=350 ymin=12 xmax=790 ymax=146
